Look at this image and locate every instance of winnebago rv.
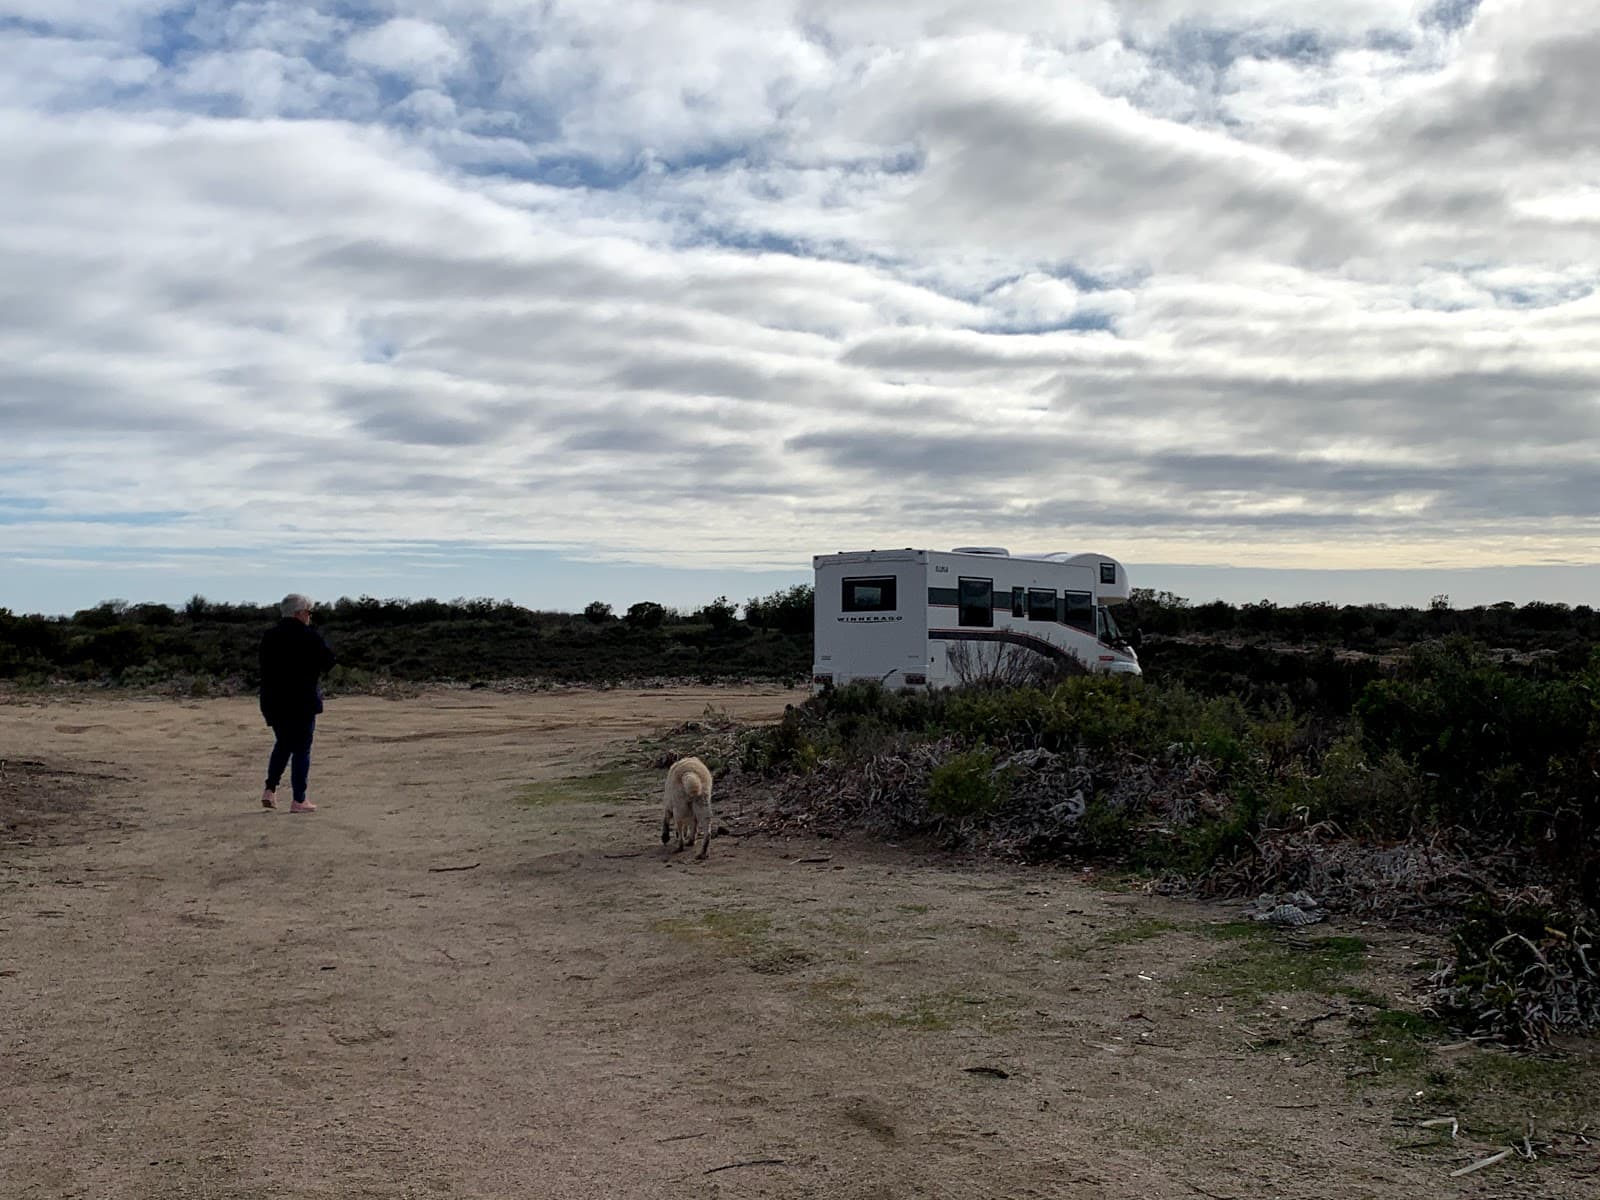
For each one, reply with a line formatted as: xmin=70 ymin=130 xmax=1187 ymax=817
xmin=812 ymin=547 xmax=1140 ymax=689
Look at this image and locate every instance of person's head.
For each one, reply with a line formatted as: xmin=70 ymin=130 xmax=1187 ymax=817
xmin=280 ymin=593 xmax=314 ymax=623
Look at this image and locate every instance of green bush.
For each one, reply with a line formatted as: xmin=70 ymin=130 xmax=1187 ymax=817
xmin=697 ymin=595 xmax=737 ymax=632
xmin=1304 ymin=733 xmax=1426 ymax=835
xmin=744 ymin=584 xmax=813 ymax=636
xmin=1356 ymin=640 xmax=1599 ymax=853
xmin=625 ymin=601 xmax=666 ymax=629
xmin=927 ymin=750 xmax=1007 ymax=820
xmin=749 ymin=650 xmax=1600 ymax=910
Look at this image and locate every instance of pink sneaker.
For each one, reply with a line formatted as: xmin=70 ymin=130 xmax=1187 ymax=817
xmin=289 ymin=799 xmax=317 ymax=814
xmin=261 ymin=788 xmax=277 ymax=809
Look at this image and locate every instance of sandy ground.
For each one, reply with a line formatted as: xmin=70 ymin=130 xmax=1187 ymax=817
xmin=2 ymin=687 xmax=1596 ymax=1200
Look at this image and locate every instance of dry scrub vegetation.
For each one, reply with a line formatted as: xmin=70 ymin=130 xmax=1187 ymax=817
xmin=665 ymin=638 xmax=1600 ymax=1047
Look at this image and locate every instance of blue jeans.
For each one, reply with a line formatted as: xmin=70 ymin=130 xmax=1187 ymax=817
xmin=265 ymin=716 xmax=316 ymax=803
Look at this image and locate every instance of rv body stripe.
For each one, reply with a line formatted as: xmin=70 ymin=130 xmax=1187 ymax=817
xmin=930 ymin=627 xmax=1127 ymax=658
xmin=928 ymin=604 xmax=1104 ymax=644
xmin=930 ymin=627 xmax=1081 ymax=663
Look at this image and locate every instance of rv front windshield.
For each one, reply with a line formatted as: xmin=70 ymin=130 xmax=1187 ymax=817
xmin=1099 ymin=606 xmax=1122 ymax=643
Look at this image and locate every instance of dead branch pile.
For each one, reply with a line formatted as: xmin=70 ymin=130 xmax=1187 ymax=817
xmin=1203 ymin=824 xmax=1487 ymax=917
xmin=655 ymin=710 xmax=752 ymax=771
xmin=1429 ymin=893 xmax=1600 ymax=1044
xmin=986 ymin=746 xmax=1225 ymax=860
xmin=758 ymin=737 xmax=959 ymax=837
xmin=742 ymin=741 xmax=1227 ymax=859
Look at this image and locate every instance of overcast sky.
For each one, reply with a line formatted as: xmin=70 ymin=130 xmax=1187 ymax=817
xmin=2 ymin=1 xmax=1597 ymax=615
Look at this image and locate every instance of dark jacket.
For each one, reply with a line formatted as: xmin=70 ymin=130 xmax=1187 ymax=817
xmin=259 ymin=618 xmax=337 ymax=726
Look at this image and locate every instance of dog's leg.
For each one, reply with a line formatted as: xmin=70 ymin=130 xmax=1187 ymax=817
xmin=694 ymin=797 xmax=711 ymax=860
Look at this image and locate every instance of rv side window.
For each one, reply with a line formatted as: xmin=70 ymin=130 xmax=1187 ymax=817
xmin=1028 ymin=588 xmax=1056 ymax=621
xmin=1011 ymin=587 xmax=1025 ymax=618
xmin=958 ymin=578 xmax=994 ymax=627
xmin=842 ymin=576 xmax=897 ymax=612
xmin=1100 ymin=561 xmax=1117 ymax=585
xmin=1063 ymin=591 xmax=1094 ymax=632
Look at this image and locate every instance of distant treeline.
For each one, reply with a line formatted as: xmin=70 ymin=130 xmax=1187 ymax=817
xmin=1123 ymin=589 xmax=1600 ymax=718
xmin=0 ymin=586 xmax=815 ymax=688
xmin=1127 ymin=588 xmax=1599 ymax=652
xmin=0 ymin=583 xmax=1594 ymax=691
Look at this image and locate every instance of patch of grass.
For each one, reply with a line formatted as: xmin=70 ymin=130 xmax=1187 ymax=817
xmin=814 ymin=909 xmax=870 ymax=941
xmin=1095 ymin=918 xmax=1181 ymax=946
xmin=653 ymin=909 xmax=822 ymax=976
xmin=857 ymin=991 xmax=1003 ymax=1033
xmin=1411 ymin=1050 xmax=1599 ymax=1141
xmin=651 ymin=909 xmax=773 ymax=954
xmin=516 ymin=767 xmax=647 ymax=807
xmin=865 ymin=1001 xmax=958 ymax=1032
xmin=747 ymin=946 xmax=815 ymax=975
xmin=1338 ymin=986 xmax=1391 ymax=1009
xmin=1077 ymin=871 xmax=1142 ymax=894
xmin=806 ymin=977 xmax=1011 ymax=1034
xmin=1181 ymin=932 xmax=1368 ymax=1003
xmin=975 ymin=923 xmax=1022 ymax=945
xmin=1347 ymin=1013 xmax=1599 ymax=1148
xmin=1052 ymin=916 xmax=1190 ymax=961
xmin=897 ymin=904 xmax=931 ymax=915
xmin=1197 ymin=920 xmax=1273 ymax=941
xmin=803 ymin=973 xmax=878 ymax=1030
xmin=1103 ymin=1119 xmax=1185 ymax=1150
xmin=805 ymin=974 xmax=860 ymax=1002
xmin=1350 ymin=1009 xmax=1449 ymax=1075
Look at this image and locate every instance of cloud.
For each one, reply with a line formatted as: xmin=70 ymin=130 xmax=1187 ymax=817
xmin=173 ymin=47 xmax=368 ymax=117
xmin=0 ymin=1 xmax=183 ymax=37
xmin=345 ymin=17 xmax=464 ymax=88
xmin=0 ymin=31 xmax=160 ymax=107
xmin=1 ymin=0 xmax=1598 ymax=606
xmin=1386 ymin=3 xmax=1600 ymax=160
xmin=186 ymin=2 xmax=349 ymax=56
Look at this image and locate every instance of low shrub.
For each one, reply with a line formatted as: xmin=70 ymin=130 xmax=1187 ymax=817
xmin=927 ymin=750 xmax=1007 ymax=820
xmin=1431 ymin=896 xmax=1600 ymax=1044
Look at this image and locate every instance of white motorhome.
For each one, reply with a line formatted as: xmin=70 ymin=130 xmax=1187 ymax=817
xmin=812 ymin=547 xmax=1140 ymax=689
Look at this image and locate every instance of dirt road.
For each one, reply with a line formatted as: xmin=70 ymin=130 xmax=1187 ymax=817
xmin=2 ymin=688 xmax=1594 ymax=1199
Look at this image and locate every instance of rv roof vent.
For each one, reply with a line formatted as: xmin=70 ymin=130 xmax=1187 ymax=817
xmin=952 ymin=546 xmax=1010 ymax=556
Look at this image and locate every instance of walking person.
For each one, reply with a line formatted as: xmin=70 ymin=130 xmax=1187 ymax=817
xmin=259 ymin=594 xmax=336 ymax=813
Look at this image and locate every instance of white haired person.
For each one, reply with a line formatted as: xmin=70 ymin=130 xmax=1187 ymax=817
xmin=258 ymin=594 xmax=337 ymax=812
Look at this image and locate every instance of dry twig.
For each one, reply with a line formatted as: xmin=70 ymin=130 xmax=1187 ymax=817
xmin=1450 ymin=1148 xmax=1514 ymax=1178
xmin=705 ymin=1159 xmax=786 ymax=1175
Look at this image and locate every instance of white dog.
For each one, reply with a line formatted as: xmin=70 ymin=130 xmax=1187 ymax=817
xmin=661 ymin=756 xmax=713 ymax=860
